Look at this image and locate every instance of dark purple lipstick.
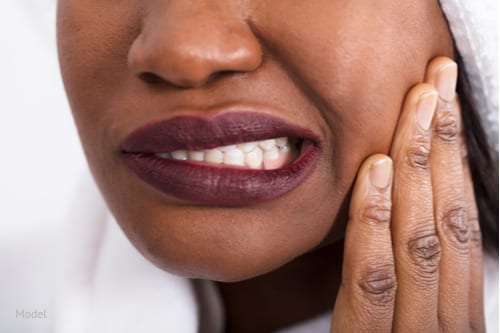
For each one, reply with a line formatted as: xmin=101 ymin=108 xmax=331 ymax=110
xmin=120 ymin=111 xmax=321 ymax=206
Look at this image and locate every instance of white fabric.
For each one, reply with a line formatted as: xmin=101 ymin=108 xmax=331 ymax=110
xmin=53 ymin=172 xmax=199 ymax=333
xmin=484 ymin=254 xmax=500 ymax=333
xmin=440 ymin=0 xmax=499 ymax=151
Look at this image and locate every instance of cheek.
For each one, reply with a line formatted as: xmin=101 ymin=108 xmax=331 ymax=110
xmin=252 ymin=0 xmax=451 ymax=178
xmin=57 ymin=0 xmax=141 ymax=133
xmin=57 ymin=0 xmax=143 ymax=190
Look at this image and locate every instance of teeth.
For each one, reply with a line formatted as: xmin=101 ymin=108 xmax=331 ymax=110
xmin=224 ymin=149 xmax=246 ymax=167
xmin=264 ymin=146 xmax=280 ymax=161
xmin=263 ymin=147 xmax=282 ymax=169
xmin=237 ymin=141 xmax=258 ymax=153
xmin=155 ymin=136 xmax=296 ymax=170
xmin=245 ymin=147 xmax=263 ymax=169
xmin=157 ymin=152 xmax=171 ymax=158
xmin=218 ymin=144 xmax=237 ymax=152
xmin=187 ymin=151 xmax=205 ymax=161
xmin=276 ymin=137 xmax=288 ymax=147
xmin=204 ymin=149 xmax=224 ymax=164
xmin=279 ymin=145 xmax=289 ymax=153
xmin=171 ymin=150 xmax=188 ymax=160
xmin=259 ymin=139 xmax=276 ymax=151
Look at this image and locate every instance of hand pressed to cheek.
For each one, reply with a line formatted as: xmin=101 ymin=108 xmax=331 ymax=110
xmin=333 ymin=57 xmax=485 ymax=333
xmin=330 ymin=83 xmax=442 ymax=332
xmin=388 ymin=58 xmax=484 ymax=332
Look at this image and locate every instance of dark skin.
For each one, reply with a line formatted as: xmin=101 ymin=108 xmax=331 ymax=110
xmin=57 ymin=0 xmax=484 ymax=331
xmin=216 ymin=240 xmax=344 ymax=332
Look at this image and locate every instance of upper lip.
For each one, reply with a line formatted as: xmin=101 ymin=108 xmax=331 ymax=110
xmin=120 ymin=109 xmax=321 ymax=153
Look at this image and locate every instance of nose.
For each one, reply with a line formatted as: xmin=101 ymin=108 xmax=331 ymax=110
xmin=128 ymin=1 xmax=263 ymax=88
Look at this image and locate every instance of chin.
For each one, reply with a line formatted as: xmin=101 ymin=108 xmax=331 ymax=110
xmin=109 ymin=204 xmax=336 ymax=282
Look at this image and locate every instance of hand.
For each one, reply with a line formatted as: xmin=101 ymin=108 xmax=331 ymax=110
xmin=330 ymin=57 xmax=485 ymax=332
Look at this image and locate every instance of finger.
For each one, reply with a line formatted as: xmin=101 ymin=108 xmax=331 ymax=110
xmin=425 ymin=57 xmax=470 ymax=332
xmin=463 ymin=142 xmax=485 ymax=333
xmin=390 ymin=83 xmax=440 ymax=332
xmin=331 ymin=155 xmax=395 ymax=332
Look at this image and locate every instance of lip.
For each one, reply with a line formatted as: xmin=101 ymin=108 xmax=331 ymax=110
xmin=120 ymin=110 xmax=322 ymax=206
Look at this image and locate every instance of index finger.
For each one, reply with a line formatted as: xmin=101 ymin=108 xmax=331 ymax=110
xmin=331 ymin=154 xmax=395 ymax=332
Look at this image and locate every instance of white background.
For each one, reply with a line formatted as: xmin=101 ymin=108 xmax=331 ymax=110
xmin=0 ymin=1 xmax=86 ymax=331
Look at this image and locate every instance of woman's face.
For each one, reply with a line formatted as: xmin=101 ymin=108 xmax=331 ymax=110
xmin=57 ymin=0 xmax=453 ymax=281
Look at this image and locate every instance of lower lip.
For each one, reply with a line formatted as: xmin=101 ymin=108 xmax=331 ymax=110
xmin=121 ymin=143 xmax=321 ymax=206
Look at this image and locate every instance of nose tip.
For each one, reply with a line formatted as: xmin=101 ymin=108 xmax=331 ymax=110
xmin=128 ymin=6 xmax=263 ymax=88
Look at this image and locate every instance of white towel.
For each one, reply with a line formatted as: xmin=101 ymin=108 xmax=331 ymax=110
xmin=440 ymin=0 xmax=499 ymax=150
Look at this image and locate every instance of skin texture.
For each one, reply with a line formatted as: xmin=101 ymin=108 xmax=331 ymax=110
xmin=56 ymin=0 xmax=485 ymax=332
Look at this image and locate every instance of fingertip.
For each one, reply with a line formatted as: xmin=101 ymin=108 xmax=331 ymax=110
xmin=350 ymin=154 xmax=392 ymax=210
xmin=369 ymin=156 xmax=393 ymax=190
xmin=400 ymin=84 xmax=438 ymax=129
xmin=405 ymin=83 xmax=437 ymax=108
xmin=358 ymin=154 xmax=391 ymax=180
xmin=355 ymin=154 xmax=393 ymax=190
xmin=424 ymin=56 xmax=457 ymax=92
xmin=435 ymin=61 xmax=458 ymax=102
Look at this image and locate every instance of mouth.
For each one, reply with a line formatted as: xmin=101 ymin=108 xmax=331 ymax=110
xmin=120 ymin=110 xmax=322 ymax=206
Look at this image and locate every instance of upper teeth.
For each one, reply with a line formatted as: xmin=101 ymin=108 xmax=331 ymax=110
xmin=155 ymin=137 xmax=294 ymax=170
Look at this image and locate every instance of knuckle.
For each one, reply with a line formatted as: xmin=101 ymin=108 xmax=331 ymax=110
xmin=433 ymin=110 xmax=459 ymax=142
xmin=405 ymin=136 xmax=431 ymax=170
xmin=357 ymin=264 xmax=397 ymax=307
xmin=407 ymin=232 xmax=441 ymax=280
xmin=360 ymin=196 xmax=392 ymax=225
xmin=441 ymin=206 xmax=470 ymax=252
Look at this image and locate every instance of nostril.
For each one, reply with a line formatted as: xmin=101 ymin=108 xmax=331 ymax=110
xmin=138 ymin=72 xmax=166 ymax=84
xmin=204 ymin=70 xmax=236 ymax=85
xmin=138 ymin=70 xmax=240 ymax=89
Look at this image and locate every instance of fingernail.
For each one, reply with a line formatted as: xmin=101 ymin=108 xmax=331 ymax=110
xmin=417 ymin=90 xmax=438 ymax=131
xmin=436 ymin=62 xmax=458 ymax=101
xmin=370 ymin=158 xmax=393 ymax=190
